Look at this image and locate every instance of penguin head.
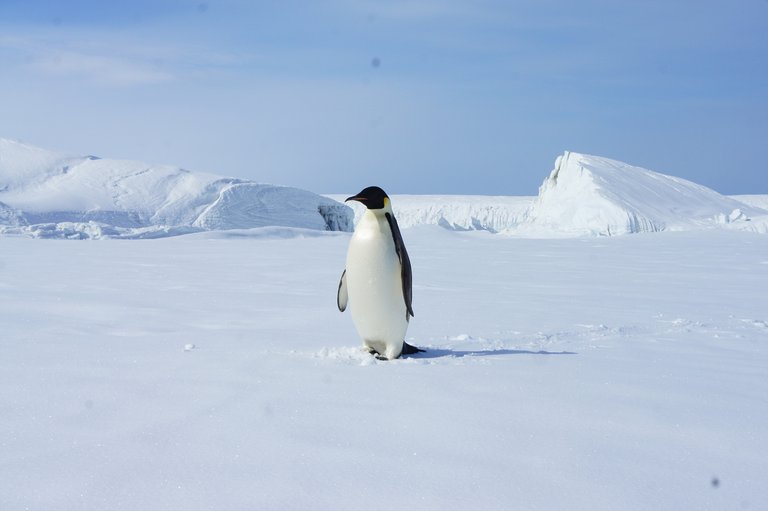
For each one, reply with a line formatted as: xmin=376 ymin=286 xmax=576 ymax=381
xmin=345 ymin=186 xmax=390 ymax=210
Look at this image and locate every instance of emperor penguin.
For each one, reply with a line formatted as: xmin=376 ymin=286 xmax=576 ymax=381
xmin=337 ymin=186 xmax=422 ymax=360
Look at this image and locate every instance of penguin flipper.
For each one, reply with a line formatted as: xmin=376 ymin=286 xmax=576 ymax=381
xmin=337 ymin=269 xmax=348 ymax=312
xmin=384 ymin=212 xmax=414 ymax=318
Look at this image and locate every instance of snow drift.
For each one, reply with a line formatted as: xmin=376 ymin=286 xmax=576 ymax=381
xmin=0 ymin=139 xmax=353 ymax=239
xmin=515 ymin=151 xmax=768 ymax=236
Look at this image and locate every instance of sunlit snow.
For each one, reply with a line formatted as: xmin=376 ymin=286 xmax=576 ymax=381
xmin=1 ymin=140 xmax=767 ymax=510
xmin=1 ymin=228 xmax=766 ymax=510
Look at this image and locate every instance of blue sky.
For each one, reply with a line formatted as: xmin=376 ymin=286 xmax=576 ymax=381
xmin=1 ymin=0 xmax=766 ymax=195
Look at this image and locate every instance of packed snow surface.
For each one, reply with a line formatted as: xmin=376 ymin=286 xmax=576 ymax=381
xmin=0 ymin=138 xmax=353 ymax=238
xmin=1 ymin=227 xmax=767 ymax=510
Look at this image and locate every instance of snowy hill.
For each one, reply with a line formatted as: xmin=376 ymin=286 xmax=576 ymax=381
xmin=0 ymin=139 xmax=353 ymax=239
xmin=337 ymin=153 xmax=766 ymax=237
xmin=515 ymin=151 xmax=768 ymax=236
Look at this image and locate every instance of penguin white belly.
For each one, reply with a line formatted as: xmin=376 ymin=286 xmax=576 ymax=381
xmin=346 ymin=212 xmax=408 ymax=359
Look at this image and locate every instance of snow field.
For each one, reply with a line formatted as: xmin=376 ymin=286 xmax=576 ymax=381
xmin=1 ymin=227 xmax=766 ymax=510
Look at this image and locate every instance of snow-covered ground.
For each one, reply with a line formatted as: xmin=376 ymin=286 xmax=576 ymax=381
xmin=2 ymin=226 xmax=766 ymax=510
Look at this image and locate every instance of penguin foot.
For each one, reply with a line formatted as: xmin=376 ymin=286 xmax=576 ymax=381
xmin=363 ymin=346 xmax=387 ymax=359
xmin=363 ymin=342 xmax=424 ymax=360
xmin=401 ymin=342 xmax=425 ymax=355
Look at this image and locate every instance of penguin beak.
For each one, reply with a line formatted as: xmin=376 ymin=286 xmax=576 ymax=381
xmin=345 ymin=195 xmax=366 ymax=203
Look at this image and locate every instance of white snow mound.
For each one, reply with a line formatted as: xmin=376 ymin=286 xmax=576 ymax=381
xmin=513 ymin=151 xmax=768 ymax=236
xmin=0 ymin=139 xmax=353 ymax=239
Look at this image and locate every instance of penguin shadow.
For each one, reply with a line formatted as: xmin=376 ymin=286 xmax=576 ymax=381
xmin=406 ymin=347 xmax=577 ymax=359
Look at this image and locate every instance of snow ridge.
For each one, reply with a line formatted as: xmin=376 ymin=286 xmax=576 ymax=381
xmin=0 ymin=138 xmax=353 ymax=239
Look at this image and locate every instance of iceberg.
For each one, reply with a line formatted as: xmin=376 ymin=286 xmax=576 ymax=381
xmin=514 ymin=151 xmax=768 ymax=236
xmin=0 ymin=138 xmax=353 ymax=238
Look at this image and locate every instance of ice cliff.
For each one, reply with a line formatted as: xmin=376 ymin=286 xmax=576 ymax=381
xmin=0 ymin=139 xmax=353 ymax=239
xmin=327 ymin=194 xmax=533 ymax=233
